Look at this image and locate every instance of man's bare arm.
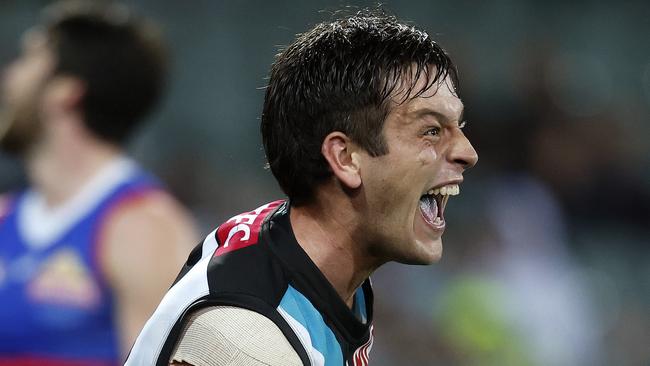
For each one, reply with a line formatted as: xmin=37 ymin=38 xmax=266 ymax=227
xmin=100 ymin=191 xmax=197 ymax=358
xmin=170 ymin=306 xmax=302 ymax=366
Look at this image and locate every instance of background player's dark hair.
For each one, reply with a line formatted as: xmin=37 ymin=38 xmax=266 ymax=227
xmin=261 ymin=9 xmax=458 ymax=206
xmin=41 ymin=0 xmax=167 ymax=146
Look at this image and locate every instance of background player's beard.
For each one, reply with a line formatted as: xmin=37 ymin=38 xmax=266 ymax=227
xmin=0 ymin=97 xmax=42 ymax=156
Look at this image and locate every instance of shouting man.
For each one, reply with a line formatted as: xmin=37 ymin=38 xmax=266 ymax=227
xmin=127 ymin=9 xmax=477 ymax=366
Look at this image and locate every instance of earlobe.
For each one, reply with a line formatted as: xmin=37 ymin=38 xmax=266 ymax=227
xmin=321 ymin=132 xmax=362 ymax=190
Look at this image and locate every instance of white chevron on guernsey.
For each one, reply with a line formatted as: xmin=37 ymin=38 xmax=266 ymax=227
xmin=277 ymin=306 xmax=326 ymax=366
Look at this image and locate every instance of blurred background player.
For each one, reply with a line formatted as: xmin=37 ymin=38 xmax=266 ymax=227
xmin=0 ymin=0 xmax=197 ymax=364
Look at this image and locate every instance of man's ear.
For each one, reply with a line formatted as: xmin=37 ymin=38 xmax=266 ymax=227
xmin=41 ymin=76 xmax=85 ymax=117
xmin=321 ymin=132 xmax=362 ymax=189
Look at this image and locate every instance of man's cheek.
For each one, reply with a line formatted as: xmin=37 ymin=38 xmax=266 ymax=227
xmin=417 ymin=148 xmax=438 ymax=165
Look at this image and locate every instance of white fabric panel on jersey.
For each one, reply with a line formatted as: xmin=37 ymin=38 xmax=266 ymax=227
xmin=171 ymin=306 xmax=302 ymax=366
xmin=277 ymin=307 xmax=325 ymax=366
xmin=125 ymin=229 xmax=219 ymax=365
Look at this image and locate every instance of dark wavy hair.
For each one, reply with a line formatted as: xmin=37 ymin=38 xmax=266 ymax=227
xmin=41 ymin=0 xmax=167 ymax=145
xmin=261 ymin=9 xmax=458 ymax=205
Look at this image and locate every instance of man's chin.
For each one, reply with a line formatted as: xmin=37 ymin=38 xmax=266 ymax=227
xmin=0 ymin=113 xmax=37 ymax=156
xmin=419 ymin=238 xmax=443 ymax=263
xmin=394 ymin=238 xmax=443 ymax=265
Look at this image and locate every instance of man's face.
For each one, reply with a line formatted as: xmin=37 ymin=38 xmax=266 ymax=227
xmin=357 ymin=74 xmax=478 ymax=265
xmin=0 ymin=30 xmax=54 ymax=154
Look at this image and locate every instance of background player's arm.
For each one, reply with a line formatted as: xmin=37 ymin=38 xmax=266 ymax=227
xmin=100 ymin=191 xmax=197 ymax=358
xmin=169 ymin=306 xmax=302 ymax=366
xmin=0 ymin=194 xmax=11 ymax=222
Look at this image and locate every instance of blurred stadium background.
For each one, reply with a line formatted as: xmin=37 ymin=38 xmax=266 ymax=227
xmin=1 ymin=0 xmax=648 ymax=365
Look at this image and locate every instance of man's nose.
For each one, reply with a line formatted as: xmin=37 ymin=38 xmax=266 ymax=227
xmin=448 ymin=129 xmax=478 ymax=170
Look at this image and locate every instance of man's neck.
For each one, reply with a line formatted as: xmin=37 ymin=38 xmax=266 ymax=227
xmin=26 ymin=139 xmax=121 ymax=208
xmin=289 ymin=193 xmax=380 ymax=308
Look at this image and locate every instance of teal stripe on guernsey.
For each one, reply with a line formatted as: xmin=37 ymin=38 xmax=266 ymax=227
xmin=353 ymin=288 xmax=367 ymax=324
xmin=278 ymin=286 xmax=343 ymax=366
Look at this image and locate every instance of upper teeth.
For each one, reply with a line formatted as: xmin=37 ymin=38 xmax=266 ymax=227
xmin=428 ymin=184 xmax=459 ymax=196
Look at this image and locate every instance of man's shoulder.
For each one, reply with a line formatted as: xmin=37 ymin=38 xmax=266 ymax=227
xmin=100 ymin=188 xmax=196 ymax=254
xmin=210 ymin=200 xmax=285 ymax=257
xmin=98 ymin=183 xmax=197 ymax=294
xmin=171 ymin=306 xmax=302 ymax=366
xmin=175 ymin=201 xmax=290 ymax=307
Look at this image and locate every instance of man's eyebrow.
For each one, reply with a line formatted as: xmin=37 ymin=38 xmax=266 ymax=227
xmin=412 ymin=107 xmax=464 ymax=126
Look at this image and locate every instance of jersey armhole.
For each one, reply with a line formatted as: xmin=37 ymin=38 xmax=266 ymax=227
xmin=156 ymin=294 xmax=311 ymax=366
xmin=171 ymin=306 xmax=303 ymax=366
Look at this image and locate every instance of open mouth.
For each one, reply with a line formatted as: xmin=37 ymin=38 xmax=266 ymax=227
xmin=418 ymin=184 xmax=459 ymax=229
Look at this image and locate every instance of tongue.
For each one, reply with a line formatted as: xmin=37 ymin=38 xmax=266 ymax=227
xmin=419 ymin=195 xmax=438 ymax=224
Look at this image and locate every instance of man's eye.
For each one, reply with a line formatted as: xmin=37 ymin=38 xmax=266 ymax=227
xmin=425 ymin=128 xmax=440 ymax=136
